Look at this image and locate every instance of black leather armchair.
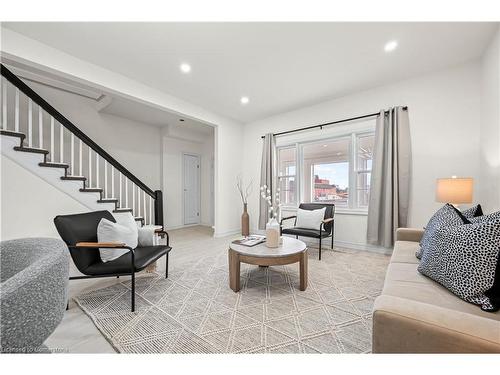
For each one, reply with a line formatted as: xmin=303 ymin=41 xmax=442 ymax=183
xmin=280 ymin=203 xmax=335 ymax=260
xmin=54 ymin=210 xmax=171 ymax=312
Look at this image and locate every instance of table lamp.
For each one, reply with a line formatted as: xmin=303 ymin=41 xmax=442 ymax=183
xmin=436 ymin=176 xmax=473 ymax=207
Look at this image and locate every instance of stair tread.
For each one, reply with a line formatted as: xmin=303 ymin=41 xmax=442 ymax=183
xmin=97 ymin=198 xmax=118 ymax=203
xmin=79 ymin=188 xmax=103 ymax=192
xmin=61 ymin=176 xmax=86 ymax=181
xmin=114 ymin=208 xmax=133 ymax=212
xmin=14 ymin=146 xmax=49 ymax=154
xmin=39 ymin=162 xmax=69 ymax=169
xmin=1 ymin=130 xmax=25 ymax=139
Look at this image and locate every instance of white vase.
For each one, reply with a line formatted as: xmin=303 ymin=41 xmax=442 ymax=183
xmin=266 ymin=218 xmax=280 ymax=248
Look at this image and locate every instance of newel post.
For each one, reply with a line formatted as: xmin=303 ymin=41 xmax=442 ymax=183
xmin=154 ymin=190 xmax=164 ymax=228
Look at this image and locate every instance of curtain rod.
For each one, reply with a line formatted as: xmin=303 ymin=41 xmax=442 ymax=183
xmin=260 ymin=106 xmax=408 ymax=139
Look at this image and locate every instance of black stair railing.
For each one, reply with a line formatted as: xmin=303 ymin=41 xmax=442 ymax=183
xmin=0 ymin=63 xmax=163 ymax=227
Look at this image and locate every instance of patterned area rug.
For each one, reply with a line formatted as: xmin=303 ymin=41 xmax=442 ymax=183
xmin=74 ymin=246 xmax=389 ymax=353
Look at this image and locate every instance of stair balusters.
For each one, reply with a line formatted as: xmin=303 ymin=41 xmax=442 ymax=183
xmin=96 ymin=153 xmax=99 ymax=188
xmin=70 ymin=133 xmax=75 ymax=175
xmin=28 ymin=99 xmax=32 ymax=147
xmin=38 ymin=105 xmax=43 ymax=149
xmin=79 ymin=139 xmax=83 ymax=176
xmin=104 ymin=159 xmax=108 ymax=199
xmin=2 ymin=78 xmax=6 ymax=130
xmin=59 ymin=123 xmax=64 ymax=163
xmin=14 ymin=88 xmax=19 ymax=132
xmin=119 ymin=171 xmax=123 ymax=208
xmin=132 ymin=182 xmax=136 ymax=217
xmin=88 ymin=145 xmax=92 ymax=187
xmin=50 ymin=117 xmax=55 ymax=162
xmin=149 ymin=196 xmax=153 ymax=225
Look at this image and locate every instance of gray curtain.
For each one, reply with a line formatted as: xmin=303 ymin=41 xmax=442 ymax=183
xmin=367 ymin=107 xmax=412 ymax=248
xmin=259 ymin=133 xmax=276 ymax=230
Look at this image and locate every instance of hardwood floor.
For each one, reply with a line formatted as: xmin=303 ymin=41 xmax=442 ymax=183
xmin=45 ymin=225 xmax=218 ymax=353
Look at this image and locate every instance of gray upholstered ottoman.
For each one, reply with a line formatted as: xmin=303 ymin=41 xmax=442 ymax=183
xmin=1 ymin=238 xmax=69 ymax=353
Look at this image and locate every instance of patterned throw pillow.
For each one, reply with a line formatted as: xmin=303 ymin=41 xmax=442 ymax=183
xmin=416 ymin=204 xmax=469 ymax=259
xmin=418 ymin=219 xmax=500 ymax=311
xmin=470 ymin=210 xmax=500 ymax=310
xmin=461 ymin=204 xmax=483 ymax=219
xmin=470 ymin=210 xmax=500 ymax=224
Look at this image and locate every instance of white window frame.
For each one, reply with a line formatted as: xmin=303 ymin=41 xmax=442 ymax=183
xmin=277 ymin=146 xmax=298 ymax=206
xmin=276 ymin=125 xmax=375 ymax=214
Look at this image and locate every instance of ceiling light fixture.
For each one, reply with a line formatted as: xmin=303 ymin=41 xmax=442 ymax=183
xmin=384 ymin=40 xmax=398 ymax=52
xmin=240 ymin=96 xmax=249 ymax=105
xmin=180 ymin=63 xmax=191 ymax=73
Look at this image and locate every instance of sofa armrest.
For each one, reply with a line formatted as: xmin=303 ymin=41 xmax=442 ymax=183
xmin=396 ymin=228 xmax=424 ymax=242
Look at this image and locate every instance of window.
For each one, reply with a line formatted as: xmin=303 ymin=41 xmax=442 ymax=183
xmin=276 ymin=126 xmax=375 ymax=211
xmin=277 ymin=147 xmax=297 ymax=206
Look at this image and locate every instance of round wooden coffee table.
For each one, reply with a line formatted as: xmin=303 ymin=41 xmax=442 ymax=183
xmin=228 ymin=237 xmax=308 ymax=292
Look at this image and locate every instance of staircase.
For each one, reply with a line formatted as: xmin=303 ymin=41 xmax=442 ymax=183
xmin=0 ymin=64 xmax=163 ymax=227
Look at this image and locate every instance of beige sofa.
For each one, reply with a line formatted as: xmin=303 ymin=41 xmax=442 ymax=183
xmin=372 ymin=228 xmax=500 ymax=353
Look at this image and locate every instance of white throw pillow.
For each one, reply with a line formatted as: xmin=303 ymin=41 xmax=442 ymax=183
xmin=97 ymin=216 xmax=138 ymax=263
xmin=295 ymin=207 xmax=326 ymax=230
xmin=138 ymin=227 xmax=155 ymax=247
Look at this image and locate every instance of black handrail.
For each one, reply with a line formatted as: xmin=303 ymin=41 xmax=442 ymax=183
xmin=1 ymin=64 xmax=155 ymax=198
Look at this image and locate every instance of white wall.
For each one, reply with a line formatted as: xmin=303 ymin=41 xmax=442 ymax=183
xmin=243 ymin=62 xmax=483 ymax=248
xmin=0 ymin=154 xmax=89 ymax=240
xmin=479 ymin=27 xmax=500 ymax=212
xmin=1 ymin=27 xmax=244 ymax=237
xmin=161 ymin=126 xmax=214 ymax=229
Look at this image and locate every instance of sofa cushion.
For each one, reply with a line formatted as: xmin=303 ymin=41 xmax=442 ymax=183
xmin=418 ymin=220 xmax=500 ymax=311
xmin=416 ymin=204 xmax=469 ymax=259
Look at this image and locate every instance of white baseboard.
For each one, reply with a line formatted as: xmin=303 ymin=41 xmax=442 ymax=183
xmin=214 ymin=228 xmax=240 ymax=238
xmin=165 ymin=223 xmax=207 ymax=231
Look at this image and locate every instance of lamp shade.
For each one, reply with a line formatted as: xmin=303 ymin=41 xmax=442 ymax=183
xmin=436 ymin=177 xmax=473 ymax=204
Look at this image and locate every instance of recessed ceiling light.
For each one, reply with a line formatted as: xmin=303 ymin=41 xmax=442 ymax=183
xmin=322 ymin=144 xmax=328 ymax=148
xmin=180 ymin=63 xmax=191 ymax=73
xmin=240 ymin=96 xmax=249 ymax=105
xmin=384 ymin=40 xmax=398 ymax=52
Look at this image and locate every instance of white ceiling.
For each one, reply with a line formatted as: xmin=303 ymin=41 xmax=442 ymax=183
xmin=3 ymin=22 xmax=498 ymax=123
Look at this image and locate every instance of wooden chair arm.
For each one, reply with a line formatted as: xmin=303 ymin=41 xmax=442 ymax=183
xmin=74 ymin=242 xmax=127 ymax=248
xmin=322 ymin=218 xmax=334 ymax=224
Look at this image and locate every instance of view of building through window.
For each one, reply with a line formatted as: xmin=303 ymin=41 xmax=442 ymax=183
xmin=303 ymin=138 xmax=350 ymax=206
xmin=312 ymin=162 xmax=349 ymax=205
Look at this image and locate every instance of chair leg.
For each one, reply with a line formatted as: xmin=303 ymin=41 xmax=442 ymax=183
xmin=331 ymin=233 xmax=334 ymax=249
xmin=131 ymin=251 xmax=135 ymax=312
xmin=319 ymin=237 xmax=322 ymax=261
xmin=131 ymin=271 xmax=135 ymax=312
xmin=296 ymin=235 xmax=298 ymax=239
xmin=165 ymin=253 xmax=169 ymax=279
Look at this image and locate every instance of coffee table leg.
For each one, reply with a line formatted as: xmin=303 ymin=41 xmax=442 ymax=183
xmin=299 ymin=249 xmax=308 ymax=291
xmin=229 ymin=249 xmax=241 ymax=292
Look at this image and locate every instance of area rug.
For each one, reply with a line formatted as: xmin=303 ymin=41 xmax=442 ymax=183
xmin=74 ymin=246 xmax=389 ymax=353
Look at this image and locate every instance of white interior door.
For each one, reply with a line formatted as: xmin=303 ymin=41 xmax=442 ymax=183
xmin=183 ymin=153 xmax=200 ymax=225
